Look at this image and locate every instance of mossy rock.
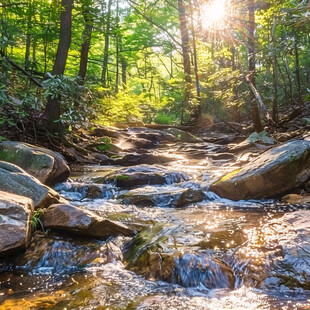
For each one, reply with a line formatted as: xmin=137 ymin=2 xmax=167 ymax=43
xmin=211 ymin=140 xmax=310 ymax=200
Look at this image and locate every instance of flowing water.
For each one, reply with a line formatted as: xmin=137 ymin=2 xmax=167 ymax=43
xmin=1 ymin=143 xmax=310 ymax=309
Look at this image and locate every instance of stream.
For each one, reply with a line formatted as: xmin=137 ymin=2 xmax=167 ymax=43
xmin=1 ymin=138 xmax=310 ymax=309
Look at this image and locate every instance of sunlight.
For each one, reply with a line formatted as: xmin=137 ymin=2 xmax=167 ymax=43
xmin=200 ymin=0 xmax=228 ymax=31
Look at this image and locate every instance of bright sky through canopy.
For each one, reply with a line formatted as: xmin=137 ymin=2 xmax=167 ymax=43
xmin=201 ymin=0 xmax=228 ymax=31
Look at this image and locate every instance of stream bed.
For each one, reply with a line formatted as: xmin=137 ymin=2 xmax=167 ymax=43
xmin=1 ymin=144 xmax=310 ymax=309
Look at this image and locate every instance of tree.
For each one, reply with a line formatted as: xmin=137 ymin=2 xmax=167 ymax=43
xmin=43 ymin=0 xmax=72 ymax=133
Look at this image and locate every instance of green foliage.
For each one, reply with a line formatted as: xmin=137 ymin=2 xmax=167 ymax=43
xmin=153 ymin=113 xmax=174 ymax=124
xmin=42 ymin=75 xmax=96 ymax=128
xmin=31 ymin=209 xmax=45 ymax=232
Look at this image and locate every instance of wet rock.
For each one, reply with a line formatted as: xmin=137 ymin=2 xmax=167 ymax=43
xmin=41 ymin=204 xmax=135 ymax=239
xmin=0 ymin=191 xmax=33 ymax=257
xmin=119 ymin=186 xmax=204 ymax=207
xmin=209 ymin=153 xmax=235 ymax=161
xmin=163 ymin=128 xmax=203 ymax=143
xmin=211 ymin=140 xmax=310 ymax=200
xmin=0 ymin=141 xmax=70 ymax=186
xmin=0 ymin=161 xmax=60 ymax=209
xmin=281 ymin=193 xmax=310 ymax=204
xmin=128 ymin=127 xmax=176 ymax=143
xmin=99 ymin=165 xmax=188 ymax=188
xmin=101 ymin=153 xmax=174 ymax=166
xmin=125 ymin=225 xmax=235 ymax=289
xmin=54 ymin=182 xmax=115 ymax=201
xmin=238 ymin=211 xmax=310 ymax=290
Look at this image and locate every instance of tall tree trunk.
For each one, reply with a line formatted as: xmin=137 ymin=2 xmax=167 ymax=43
xmin=248 ymin=0 xmax=263 ymax=132
xmin=101 ymin=0 xmax=113 ymax=87
xmin=115 ymin=0 xmax=119 ymax=93
xmin=25 ymin=0 xmax=32 ymax=71
xmin=78 ymin=5 xmax=93 ymax=83
xmin=271 ymin=17 xmax=278 ymax=122
xmin=44 ymin=0 xmax=72 ymax=133
xmin=177 ymin=0 xmax=193 ymax=124
xmin=294 ymin=35 xmax=302 ymax=104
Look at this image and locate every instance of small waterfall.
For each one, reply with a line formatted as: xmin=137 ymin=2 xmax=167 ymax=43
xmin=173 ymin=253 xmax=236 ymax=290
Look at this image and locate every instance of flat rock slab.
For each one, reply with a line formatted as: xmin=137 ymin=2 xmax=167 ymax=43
xmin=101 ymin=153 xmax=174 ymax=166
xmin=0 ymin=161 xmax=60 ymax=209
xmin=41 ymin=204 xmax=135 ymax=239
xmin=0 ymin=141 xmax=70 ymax=186
xmin=119 ymin=186 xmax=204 ymax=207
xmin=97 ymin=165 xmax=188 ymax=188
xmin=0 ymin=191 xmax=33 ymax=256
xmin=210 ymin=140 xmax=310 ymax=200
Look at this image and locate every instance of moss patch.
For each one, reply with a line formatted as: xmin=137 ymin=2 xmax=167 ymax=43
xmin=213 ymin=169 xmax=241 ymax=185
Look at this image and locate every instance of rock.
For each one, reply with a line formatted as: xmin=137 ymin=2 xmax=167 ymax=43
xmin=41 ymin=204 xmax=135 ymax=239
xmin=128 ymin=127 xmax=177 ymax=143
xmin=125 ymin=225 xmax=235 ymax=289
xmin=119 ymin=186 xmax=204 ymax=207
xmin=101 ymin=153 xmax=174 ymax=166
xmin=281 ymin=193 xmax=310 ymax=204
xmin=163 ymin=128 xmax=203 ymax=143
xmin=13 ymin=232 xmax=124 ymax=271
xmin=54 ymin=182 xmax=115 ymax=201
xmin=210 ymin=140 xmax=310 ymax=200
xmin=0 ymin=141 xmax=70 ymax=186
xmin=0 ymin=191 xmax=33 ymax=257
xmin=97 ymin=165 xmax=188 ymax=188
xmin=238 ymin=211 xmax=310 ymax=289
xmin=0 ymin=161 xmax=60 ymax=209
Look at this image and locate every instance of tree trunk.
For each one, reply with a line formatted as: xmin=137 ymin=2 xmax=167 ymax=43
xmin=78 ymin=6 xmax=93 ymax=83
xmin=44 ymin=0 xmax=72 ymax=133
xmin=177 ymin=0 xmax=193 ymax=123
xmin=115 ymin=0 xmax=119 ymax=93
xmin=271 ymin=17 xmax=278 ymax=123
xmin=247 ymin=0 xmax=263 ymax=132
xmin=294 ymin=36 xmax=302 ymax=105
xmin=101 ymin=0 xmax=113 ymax=87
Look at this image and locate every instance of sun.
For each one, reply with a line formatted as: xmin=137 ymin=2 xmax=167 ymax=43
xmin=200 ymin=0 xmax=228 ymax=31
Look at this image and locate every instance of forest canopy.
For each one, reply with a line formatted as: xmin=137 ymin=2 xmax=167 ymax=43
xmin=0 ymin=0 xmax=309 ymax=132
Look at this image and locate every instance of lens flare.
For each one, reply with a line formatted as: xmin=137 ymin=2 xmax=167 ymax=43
xmin=201 ymin=0 xmax=228 ymax=31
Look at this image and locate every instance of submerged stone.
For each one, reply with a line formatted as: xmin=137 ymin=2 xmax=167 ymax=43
xmin=237 ymin=210 xmax=310 ymax=290
xmin=119 ymin=186 xmax=204 ymax=207
xmin=211 ymin=140 xmax=310 ymax=200
xmin=125 ymin=225 xmax=235 ymax=289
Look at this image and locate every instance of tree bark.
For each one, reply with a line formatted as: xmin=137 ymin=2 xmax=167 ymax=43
xmin=78 ymin=5 xmax=93 ymax=83
xmin=101 ymin=0 xmax=112 ymax=87
xmin=177 ymin=0 xmax=194 ymax=123
xmin=44 ymin=0 xmax=72 ymax=133
xmin=271 ymin=17 xmax=278 ymax=122
xmin=247 ymin=0 xmax=263 ymax=132
xmin=294 ymin=35 xmax=302 ymax=104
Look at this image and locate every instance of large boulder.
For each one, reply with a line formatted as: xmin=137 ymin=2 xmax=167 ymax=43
xmin=0 ymin=191 xmax=33 ymax=256
xmin=210 ymin=140 xmax=310 ymax=200
xmin=41 ymin=204 xmax=135 ymax=239
xmin=119 ymin=186 xmax=204 ymax=207
xmin=0 ymin=161 xmax=60 ymax=209
xmin=0 ymin=141 xmax=70 ymax=186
